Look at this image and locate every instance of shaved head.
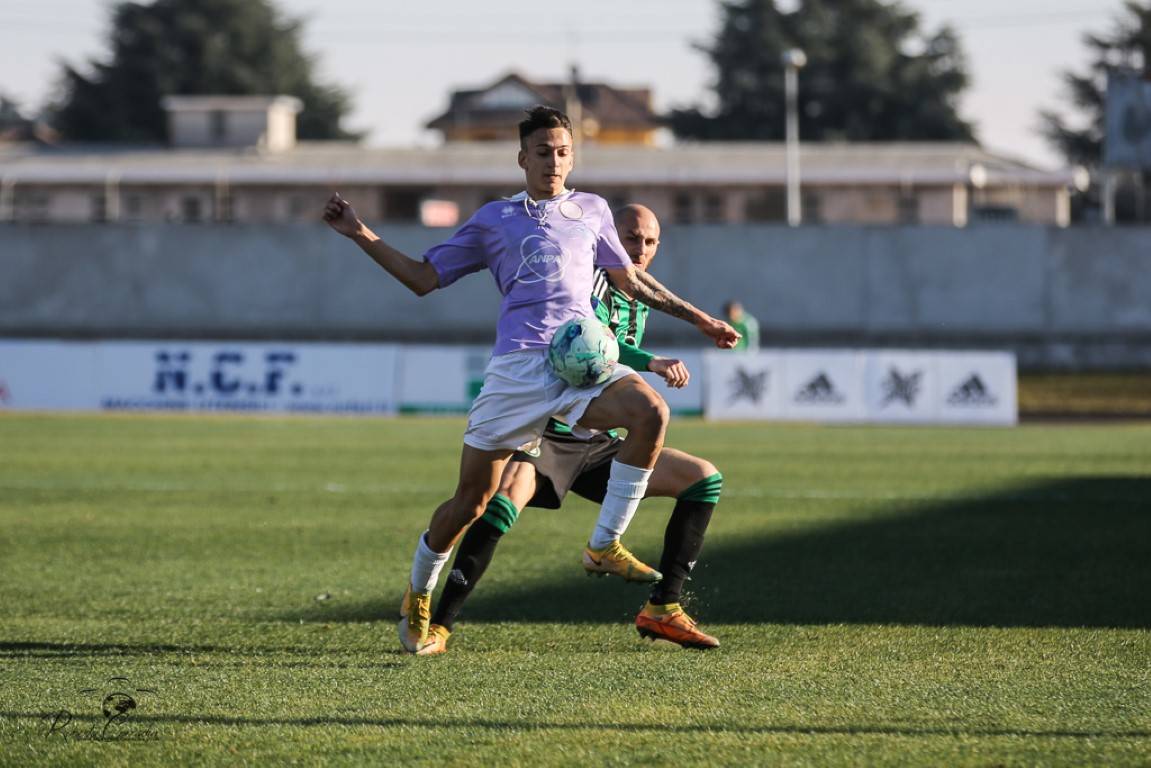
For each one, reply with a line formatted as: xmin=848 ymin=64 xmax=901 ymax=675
xmin=614 ymin=204 xmax=660 ymax=236
xmin=613 ymin=204 xmax=661 ymax=271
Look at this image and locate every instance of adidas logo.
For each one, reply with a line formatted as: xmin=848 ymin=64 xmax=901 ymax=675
xmin=795 ymin=372 xmax=845 ymax=404
xmin=447 ymin=569 xmax=469 ymax=587
xmin=880 ymin=367 xmax=922 ymax=407
xmin=728 ymin=367 xmax=768 ymax=405
xmin=947 ymin=374 xmax=997 ymax=406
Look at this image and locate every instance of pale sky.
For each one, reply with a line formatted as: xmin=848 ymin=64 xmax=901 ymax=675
xmin=0 ymin=0 xmax=1122 ymax=168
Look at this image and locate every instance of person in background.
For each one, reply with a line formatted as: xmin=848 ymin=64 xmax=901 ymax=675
xmin=722 ymin=300 xmax=760 ymax=351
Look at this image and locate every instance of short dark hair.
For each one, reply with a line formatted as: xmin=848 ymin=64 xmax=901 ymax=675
xmin=519 ymin=106 xmax=573 ymax=145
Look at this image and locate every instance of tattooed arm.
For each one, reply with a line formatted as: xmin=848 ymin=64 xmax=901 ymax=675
xmin=603 ymin=264 xmax=741 ymax=349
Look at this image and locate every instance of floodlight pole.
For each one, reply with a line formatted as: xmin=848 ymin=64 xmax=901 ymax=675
xmin=783 ymin=49 xmax=807 ymax=227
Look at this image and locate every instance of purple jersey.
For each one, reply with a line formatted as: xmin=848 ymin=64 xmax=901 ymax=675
xmin=423 ymin=190 xmax=631 ymax=355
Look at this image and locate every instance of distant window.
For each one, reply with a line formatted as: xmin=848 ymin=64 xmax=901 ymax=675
xmin=210 ymin=110 xmax=227 ymax=142
xmin=972 ymin=205 xmax=1018 ymax=222
xmin=745 ymin=188 xmax=786 ymax=222
xmin=124 ymin=194 xmax=144 ymax=221
xmin=181 ymin=196 xmax=203 ymax=223
xmin=802 ymin=191 xmax=822 ymax=224
xmin=288 ymin=195 xmax=311 ymax=219
xmin=898 ymin=189 xmax=919 ymax=224
xmin=216 ymin=193 xmax=234 ymax=223
xmin=13 ymin=190 xmax=50 ymax=223
xmin=380 ymin=188 xmax=425 ymax=222
xmin=703 ymin=193 xmax=724 ymax=223
xmin=673 ymin=193 xmax=694 ymax=225
xmin=90 ymin=193 xmax=108 ymax=223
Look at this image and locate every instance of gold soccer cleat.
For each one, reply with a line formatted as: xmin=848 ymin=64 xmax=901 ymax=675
xmin=397 ymin=584 xmax=431 ymax=653
xmin=582 ymin=540 xmax=662 ymax=583
xmin=635 ymin=602 xmax=720 ymax=650
xmin=415 ymin=624 xmax=451 ymax=656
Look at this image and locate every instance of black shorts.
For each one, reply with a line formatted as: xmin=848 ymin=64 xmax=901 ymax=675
xmin=512 ymin=431 xmax=624 ymax=509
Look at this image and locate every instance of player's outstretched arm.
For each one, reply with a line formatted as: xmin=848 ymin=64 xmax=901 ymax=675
xmin=322 ymin=193 xmax=439 ymax=296
xmin=603 ymin=265 xmax=741 ymax=349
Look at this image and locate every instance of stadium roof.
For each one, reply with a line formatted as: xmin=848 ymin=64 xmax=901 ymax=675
xmin=0 ymin=141 xmax=1075 ymax=188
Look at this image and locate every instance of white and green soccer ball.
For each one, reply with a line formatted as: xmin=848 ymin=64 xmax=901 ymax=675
xmin=548 ymin=317 xmax=620 ymax=388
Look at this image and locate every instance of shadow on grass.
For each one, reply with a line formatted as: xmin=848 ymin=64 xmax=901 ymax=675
xmin=0 ymin=641 xmax=402 ymax=667
xmin=0 ymin=641 xmax=229 ymax=659
xmin=285 ymin=477 xmax=1151 ymax=629
xmin=3 ymin=710 xmax=1148 ymax=740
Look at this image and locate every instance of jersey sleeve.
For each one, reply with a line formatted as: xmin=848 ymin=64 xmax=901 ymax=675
xmin=592 ymin=277 xmax=655 ymax=371
xmin=422 ymin=213 xmax=489 ymax=288
xmin=592 ymin=199 xmax=630 ymax=270
xmin=617 ymin=336 xmax=655 ymax=371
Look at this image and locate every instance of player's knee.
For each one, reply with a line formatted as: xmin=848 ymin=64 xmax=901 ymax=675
xmin=630 ymin=392 xmax=669 ymax=437
xmin=676 ymin=468 xmax=723 ymax=505
xmin=689 ymin=459 xmax=720 ymax=485
xmin=454 ymin=483 xmax=496 ymax=519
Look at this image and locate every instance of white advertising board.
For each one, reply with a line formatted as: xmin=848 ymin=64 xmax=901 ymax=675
xmin=779 ymin=350 xmax=867 ymax=422
xmin=2 ymin=340 xmax=1017 ymax=425
xmin=864 ymin=351 xmax=939 ymax=423
xmin=0 ymin=341 xmax=101 ymax=410
xmin=397 ymin=345 xmax=480 ymax=413
xmin=935 ymin=352 xmax=1017 ymax=425
xmin=702 ymin=351 xmax=784 ymax=421
xmin=703 ymin=348 xmax=1016 ymax=425
xmin=1 ymin=340 xmax=400 ymax=414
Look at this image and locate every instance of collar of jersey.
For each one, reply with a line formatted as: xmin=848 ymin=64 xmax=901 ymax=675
xmin=506 ymin=188 xmax=574 ymax=205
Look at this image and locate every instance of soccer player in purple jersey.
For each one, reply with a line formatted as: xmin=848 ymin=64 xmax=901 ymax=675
xmin=420 ymin=205 xmax=724 ymax=654
xmin=323 ymin=106 xmax=739 ymax=653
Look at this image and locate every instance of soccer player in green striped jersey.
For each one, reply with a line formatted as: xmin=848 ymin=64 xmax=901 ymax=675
xmin=422 ymin=205 xmax=724 ymax=652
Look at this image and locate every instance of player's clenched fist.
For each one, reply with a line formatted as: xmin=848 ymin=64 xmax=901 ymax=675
xmin=322 ymin=193 xmax=362 ymax=238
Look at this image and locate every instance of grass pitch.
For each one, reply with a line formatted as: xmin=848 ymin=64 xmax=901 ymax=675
xmin=0 ymin=414 xmax=1148 ymax=766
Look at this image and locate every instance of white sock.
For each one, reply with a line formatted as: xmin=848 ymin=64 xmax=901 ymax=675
xmin=589 ymin=460 xmax=653 ymax=549
xmin=409 ymin=531 xmax=451 ymax=593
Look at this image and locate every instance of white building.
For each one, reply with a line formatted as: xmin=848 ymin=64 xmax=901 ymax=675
xmin=0 ymin=96 xmax=1077 ymax=227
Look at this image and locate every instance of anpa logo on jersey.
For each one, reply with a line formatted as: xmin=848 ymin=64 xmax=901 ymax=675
xmin=880 ymin=367 xmax=923 ymax=407
xmin=947 ymin=374 xmax=998 ymax=407
xmin=795 ymin=372 xmax=845 ymax=404
xmin=516 ymin=234 xmax=570 ymax=284
xmin=728 ymin=367 xmax=769 ymax=405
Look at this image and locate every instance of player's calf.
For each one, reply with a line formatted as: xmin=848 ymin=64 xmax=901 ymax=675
xmin=649 ymin=471 xmax=722 ymax=606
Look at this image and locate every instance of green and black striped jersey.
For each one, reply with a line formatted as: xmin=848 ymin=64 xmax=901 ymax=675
xmin=591 ymin=269 xmax=655 ymax=371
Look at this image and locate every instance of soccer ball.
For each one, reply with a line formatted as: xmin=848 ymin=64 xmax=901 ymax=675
xmin=547 ymin=317 xmax=620 ymax=388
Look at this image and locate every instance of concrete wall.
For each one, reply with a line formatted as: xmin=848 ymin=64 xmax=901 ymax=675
xmin=2 ymin=223 xmax=1149 ymax=368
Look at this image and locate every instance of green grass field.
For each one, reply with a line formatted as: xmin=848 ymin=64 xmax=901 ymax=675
xmin=1 ymin=414 xmax=1148 ymax=766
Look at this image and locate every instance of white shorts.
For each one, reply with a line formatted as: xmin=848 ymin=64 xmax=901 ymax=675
xmin=463 ymin=349 xmax=637 ymax=452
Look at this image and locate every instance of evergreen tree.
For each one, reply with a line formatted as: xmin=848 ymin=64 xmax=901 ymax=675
xmin=50 ymin=0 xmax=357 ymax=142
xmin=671 ymin=0 xmax=974 ymax=142
xmin=1039 ymin=1 xmax=1150 ymax=166
xmin=1040 ymin=1 xmax=1151 ymax=221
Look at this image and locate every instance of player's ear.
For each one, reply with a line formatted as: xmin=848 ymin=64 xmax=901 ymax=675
xmin=517 ymin=149 xmax=527 ymax=170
